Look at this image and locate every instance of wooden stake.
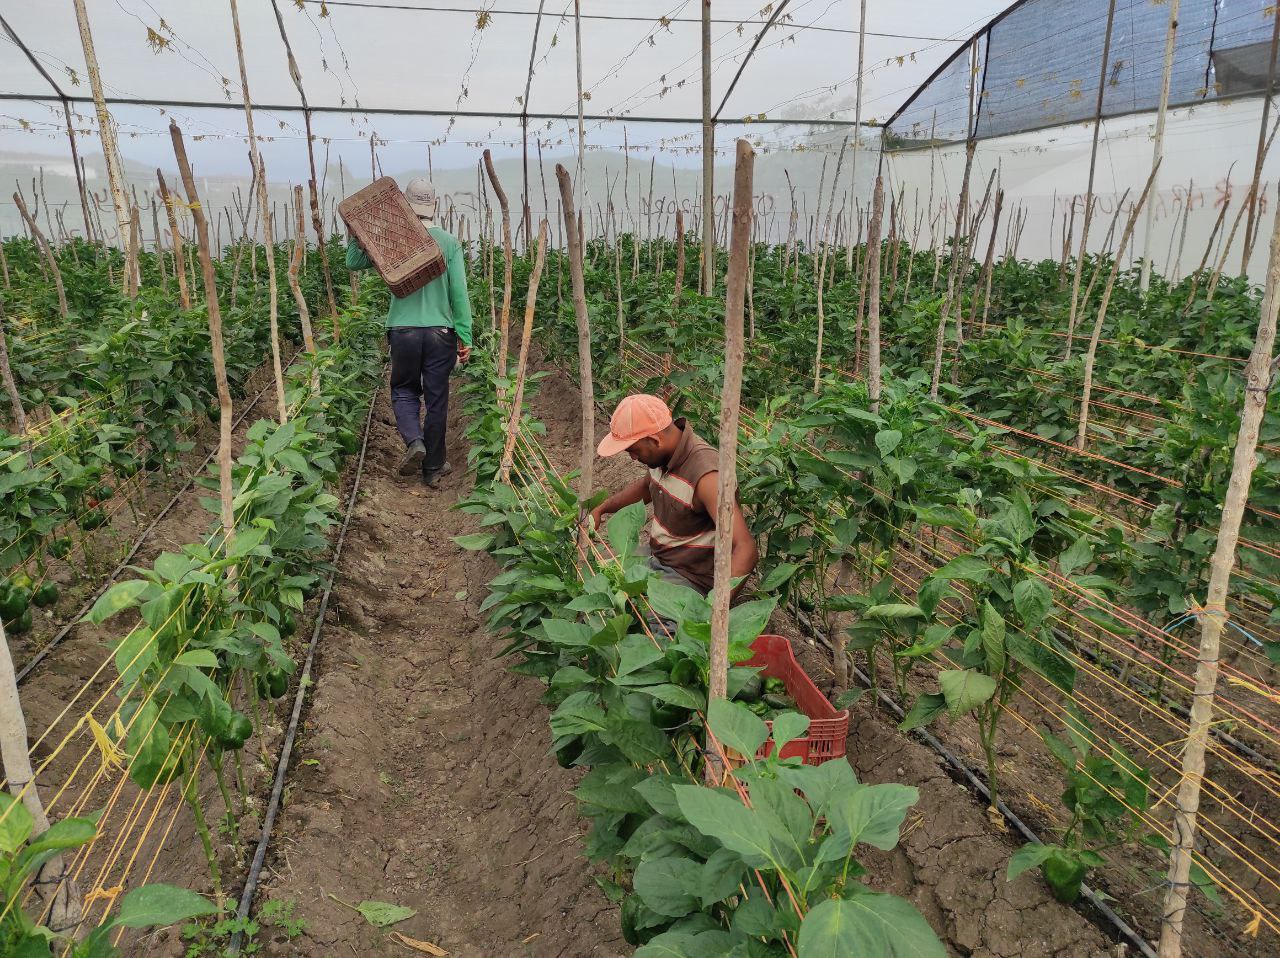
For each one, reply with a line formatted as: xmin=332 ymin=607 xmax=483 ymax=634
xmin=0 ymin=620 xmax=83 ymax=933
xmin=556 ymin=164 xmax=595 ymax=521
xmin=700 ymin=0 xmax=715 ymax=294
xmin=708 ymin=140 xmax=755 ymax=716
xmin=1240 ymin=5 xmax=1280 ymax=276
xmin=499 ymin=220 xmax=549 ymax=484
xmin=170 ymin=121 xmax=235 ymax=563
xmin=229 ymin=0 xmax=287 ymax=423
xmin=156 ymin=170 xmax=191 ymax=311
xmin=1157 ymin=195 xmax=1280 ymax=958
xmin=13 ymin=192 xmax=67 ymax=321
xmin=866 ymin=175 xmax=884 ymax=414
xmin=484 ymin=150 xmax=514 ymax=402
xmin=289 ymin=185 xmax=318 ymax=361
xmin=1064 ymin=0 xmax=1119 ymax=360
xmin=1076 ymin=164 xmax=1159 ymax=451
xmin=0 ymin=296 xmax=28 ymax=465
xmin=71 ymin=0 xmax=132 ymax=287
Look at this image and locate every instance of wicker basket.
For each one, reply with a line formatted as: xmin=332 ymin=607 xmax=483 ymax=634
xmin=338 ymin=177 xmax=446 ymax=298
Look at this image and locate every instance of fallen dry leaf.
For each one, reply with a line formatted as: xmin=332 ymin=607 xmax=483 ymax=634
xmin=391 ymin=931 xmax=449 ymax=955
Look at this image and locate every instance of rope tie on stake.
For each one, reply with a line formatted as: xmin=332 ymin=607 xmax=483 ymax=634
xmin=1165 ymin=599 xmax=1264 ymax=651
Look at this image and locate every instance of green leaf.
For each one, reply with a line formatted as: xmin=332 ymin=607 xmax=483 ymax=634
xmin=827 ymin=782 xmax=919 ymax=851
xmin=1007 ymin=630 xmax=1076 ymax=693
xmin=771 ymin=712 xmax=811 ymax=751
xmin=110 ymin=884 xmax=217 ymax=929
xmin=866 ymin=603 xmax=925 ymax=621
xmin=778 ymin=758 xmax=857 ymax=816
xmin=707 ymin=698 xmax=769 ymax=762
xmin=84 ymin=580 xmax=151 ymax=624
xmin=833 ymin=687 xmax=866 ymax=710
xmin=798 ymin=892 xmax=944 ymax=958
xmin=980 ymin=602 xmax=1006 ymax=674
xmin=607 ymin=502 xmax=647 ymax=560
xmin=939 ymin=670 xmax=998 ymax=717
xmin=641 ymin=684 xmax=705 ymax=709
xmin=617 ymin=635 xmax=666 ymax=677
xmin=635 ymin=930 xmax=735 ymax=957
xmin=760 ymin=562 xmax=801 ymax=591
xmin=0 ymin=792 xmax=35 ymax=854
xmin=647 ymin=576 xmax=709 ymax=625
xmin=1058 ymin=536 xmax=1093 ymax=577
xmin=173 ymin=650 xmax=219 ymax=670
xmin=874 ymin=429 xmax=903 ymax=457
xmin=540 ymin=618 xmax=594 ymax=648
xmin=1007 ymin=843 xmax=1057 ymax=882
xmin=453 ymin=532 xmax=495 ymax=551
xmin=698 ymin=847 xmax=748 ymax=907
xmin=355 ymin=900 xmax=416 ymax=927
xmin=726 ymin=598 xmax=777 ymax=647
xmin=673 ymin=785 xmax=776 ymax=868
xmin=1013 ymin=578 xmax=1053 ymax=631
xmin=23 ymin=817 xmax=96 ymax=859
xmin=899 ymin=692 xmax=946 ymax=732
xmin=925 ymin=554 xmax=990 ymax=587
xmin=634 ymin=856 xmax=702 ymax=917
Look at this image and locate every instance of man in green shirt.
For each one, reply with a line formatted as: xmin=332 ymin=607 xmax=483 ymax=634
xmin=346 ymin=178 xmax=474 ymax=487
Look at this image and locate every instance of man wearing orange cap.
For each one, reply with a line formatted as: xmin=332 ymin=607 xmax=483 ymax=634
xmin=591 ymin=394 xmax=757 ymax=598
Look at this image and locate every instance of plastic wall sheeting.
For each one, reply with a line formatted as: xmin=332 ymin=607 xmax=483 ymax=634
xmin=883 ymin=97 xmax=1278 ymax=284
xmin=888 ymin=0 xmax=1280 ymax=145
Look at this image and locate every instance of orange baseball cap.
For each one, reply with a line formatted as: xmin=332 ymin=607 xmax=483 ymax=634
xmin=597 ymin=394 xmax=673 ymax=456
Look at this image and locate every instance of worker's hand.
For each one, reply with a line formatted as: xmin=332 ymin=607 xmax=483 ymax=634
xmin=589 ymin=505 xmax=606 ymax=534
xmin=456 ymin=343 xmax=472 ymax=364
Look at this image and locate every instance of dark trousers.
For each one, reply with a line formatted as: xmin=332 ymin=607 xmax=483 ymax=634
xmin=388 ymin=326 xmax=457 ymax=472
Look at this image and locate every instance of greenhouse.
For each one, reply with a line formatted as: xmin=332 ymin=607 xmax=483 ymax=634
xmin=0 ymin=1 xmax=1278 ymax=955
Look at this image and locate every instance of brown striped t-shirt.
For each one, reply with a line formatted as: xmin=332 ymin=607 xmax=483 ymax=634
xmin=647 ymin=419 xmax=722 ymax=593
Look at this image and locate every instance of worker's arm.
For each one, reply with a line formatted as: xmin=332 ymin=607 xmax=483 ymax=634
xmin=693 ymin=472 xmax=759 ymax=599
xmin=590 ymin=477 xmax=651 ymax=531
xmin=345 ymin=237 xmax=372 ymax=271
xmin=445 ymin=239 xmax=474 ymax=352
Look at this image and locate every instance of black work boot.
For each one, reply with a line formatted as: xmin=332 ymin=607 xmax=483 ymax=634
xmin=422 ymin=461 xmax=453 ymax=489
xmin=398 ymin=439 xmax=426 ymax=476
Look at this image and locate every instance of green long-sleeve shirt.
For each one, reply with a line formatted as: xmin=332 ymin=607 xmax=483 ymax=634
xmin=345 ymin=226 xmax=473 ymax=345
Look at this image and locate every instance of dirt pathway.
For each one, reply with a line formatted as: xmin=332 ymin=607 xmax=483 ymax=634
xmin=257 ymin=383 xmax=624 ymax=957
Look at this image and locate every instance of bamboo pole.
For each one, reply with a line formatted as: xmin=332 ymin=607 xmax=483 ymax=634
xmin=700 ymin=0 xmax=715 ymax=295
xmin=1139 ymin=0 xmax=1180 ymax=293
xmin=0 ymin=620 xmax=83 ymax=933
xmin=1240 ymin=6 xmax=1280 ymax=276
xmin=556 ymin=164 xmax=595 ymax=522
xmin=978 ymin=189 xmax=1004 ymax=328
xmin=0 ymin=296 xmax=28 ymax=465
xmin=867 ymin=174 xmax=884 ymax=415
xmin=170 ymin=121 xmax=235 ymax=563
xmin=267 ymin=0 xmax=338 ymax=323
xmin=484 ymin=150 xmax=514 ymax=402
xmin=71 ymin=0 xmax=132 ymax=287
xmin=708 ymin=139 xmax=755 ymax=716
xmin=1157 ymin=195 xmax=1280 ymax=958
xmin=289 ymin=185 xmax=318 ymax=359
xmin=1076 ymin=164 xmax=1159 ymax=452
xmin=156 ymin=170 xmax=191 ymax=311
xmin=846 ymin=0 xmax=867 ymax=273
xmin=1064 ymin=0 xmax=1119 ymax=360
xmin=499 ymin=220 xmax=549 ymax=484
xmin=13 ymin=192 xmax=67 ymax=321
xmin=929 ymin=42 xmax=979 ymax=399
xmin=229 ymin=0 xmax=287 ymax=423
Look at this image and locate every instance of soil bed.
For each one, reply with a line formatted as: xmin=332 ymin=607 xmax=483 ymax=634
xmin=253 ymin=382 xmax=624 ymax=957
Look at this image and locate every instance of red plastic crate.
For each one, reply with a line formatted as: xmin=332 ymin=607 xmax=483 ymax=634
xmin=745 ymin=634 xmax=849 ymax=766
xmin=338 ymin=177 xmax=446 ymax=298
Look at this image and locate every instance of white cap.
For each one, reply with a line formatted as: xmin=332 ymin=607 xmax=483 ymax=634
xmin=404 ymin=177 xmax=438 ymax=220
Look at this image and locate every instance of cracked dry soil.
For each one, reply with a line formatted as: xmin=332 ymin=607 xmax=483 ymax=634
xmin=256 ymin=382 xmax=626 ymax=957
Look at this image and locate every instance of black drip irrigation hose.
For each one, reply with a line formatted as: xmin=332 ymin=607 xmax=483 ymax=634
xmin=228 ymin=385 xmax=378 ymax=955
xmin=845 ymin=660 xmax=1159 ymax=958
xmin=16 ymin=366 xmax=291 ymax=684
xmin=789 ymin=606 xmax=1159 ymax=958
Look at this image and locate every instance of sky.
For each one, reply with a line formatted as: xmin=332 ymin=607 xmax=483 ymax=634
xmin=0 ymin=0 xmax=1011 ymax=178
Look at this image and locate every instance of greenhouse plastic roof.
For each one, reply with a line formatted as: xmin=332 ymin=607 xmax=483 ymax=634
xmin=0 ymin=0 xmax=1010 ymax=151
